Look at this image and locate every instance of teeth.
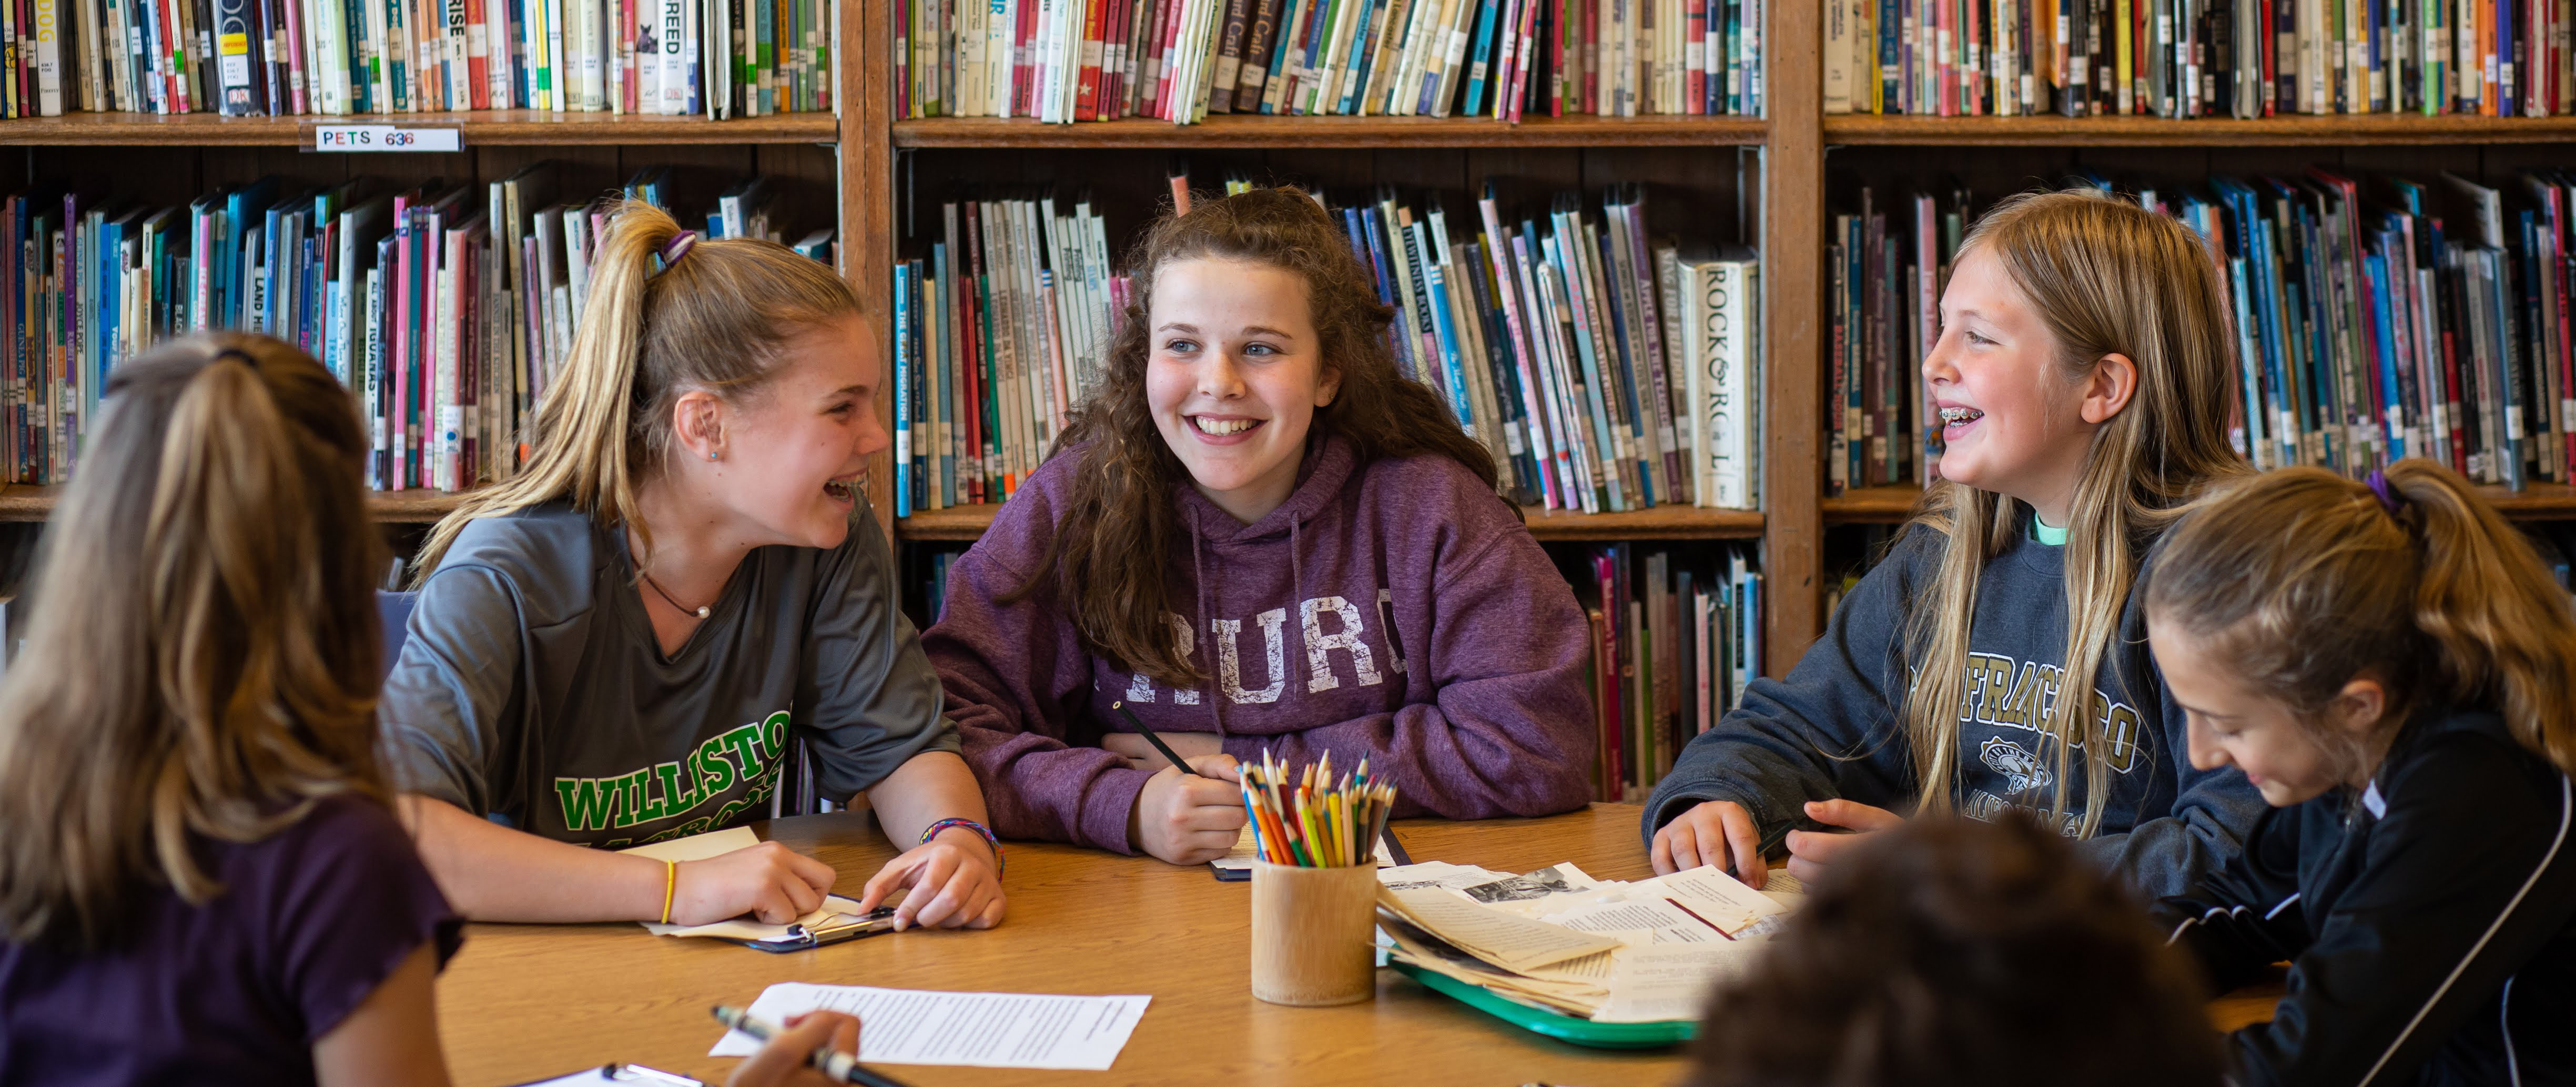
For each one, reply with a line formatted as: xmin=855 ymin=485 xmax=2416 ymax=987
xmin=1939 ymin=408 xmax=1983 ymax=425
xmin=823 ymin=480 xmax=854 ymax=500
xmin=1195 ymin=417 xmax=1257 ymax=436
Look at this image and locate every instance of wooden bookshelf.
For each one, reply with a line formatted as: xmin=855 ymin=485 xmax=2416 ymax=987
xmin=0 ymin=110 xmax=837 ymax=146
xmin=1822 ymin=113 xmax=2576 ymax=146
xmin=1821 ymin=483 xmax=2576 ymax=523
xmin=0 ymin=485 xmax=470 ymax=522
xmin=896 ymin=503 xmax=1763 ymax=544
xmin=894 ymin=114 xmax=1768 ymax=148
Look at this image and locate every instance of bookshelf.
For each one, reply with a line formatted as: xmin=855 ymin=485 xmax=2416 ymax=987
xmin=860 ymin=0 xmax=1828 ymax=677
xmin=21 ymin=0 xmax=2572 ymax=682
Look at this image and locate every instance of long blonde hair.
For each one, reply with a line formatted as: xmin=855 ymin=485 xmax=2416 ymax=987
xmin=0 ymin=333 xmax=388 ymax=948
xmin=1899 ymin=190 xmax=2249 ymax=837
xmin=413 ymin=199 xmax=862 ymax=577
xmin=2145 ymin=460 xmax=2576 ymax=779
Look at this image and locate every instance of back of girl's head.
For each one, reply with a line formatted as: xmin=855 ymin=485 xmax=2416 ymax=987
xmin=1688 ymin=816 xmax=2224 ymax=1087
xmin=1902 ymin=189 xmax=2252 ymax=837
xmin=0 ymin=332 xmax=387 ymax=948
xmin=1043 ymin=186 xmax=1494 ymax=685
xmin=2144 ymin=459 xmax=2576 ymax=776
xmin=415 ymin=198 xmax=861 ymax=575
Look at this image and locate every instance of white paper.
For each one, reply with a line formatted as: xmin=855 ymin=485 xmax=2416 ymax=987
xmin=623 ymin=829 xmax=861 ymax=940
xmin=1591 ymin=943 xmax=1761 ymax=1024
xmin=621 ymin=826 xmax=763 ymax=864
xmin=1629 ymin=865 xmax=1790 ymax=920
xmin=640 ymin=895 xmax=868 ymax=940
xmin=1375 ymin=860 xmax=1510 ymax=891
xmin=708 ymin=983 xmax=1150 ymax=1071
xmin=1541 ymin=898 xmax=1737 ymax=947
xmin=1380 ymin=887 xmax=1623 ymax=972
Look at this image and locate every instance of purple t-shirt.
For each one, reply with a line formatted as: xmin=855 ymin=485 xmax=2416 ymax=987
xmin=0 ymin=793 xmax=461 ymax=1087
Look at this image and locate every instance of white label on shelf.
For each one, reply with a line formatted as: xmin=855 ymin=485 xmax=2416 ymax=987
xmin=314 ymin=126 xmax=462 ymax=153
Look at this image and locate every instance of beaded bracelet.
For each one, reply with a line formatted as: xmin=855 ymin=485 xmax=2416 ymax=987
xmin=920 ymin=817 xmax=1004 ymax=877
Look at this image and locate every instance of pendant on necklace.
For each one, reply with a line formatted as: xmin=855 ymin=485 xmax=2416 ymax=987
xmin=693 ymin=605 xmax=711 ymax=619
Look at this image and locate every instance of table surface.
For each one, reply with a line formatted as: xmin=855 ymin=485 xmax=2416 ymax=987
xmin=435 ymin=803 xmax=2281 ymax=1087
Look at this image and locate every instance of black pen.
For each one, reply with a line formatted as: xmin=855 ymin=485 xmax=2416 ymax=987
xmin=710 ymin=1005 xmax=912 ymax=1087
xmin=1110 ymin=700 xmax=1199 ymax=776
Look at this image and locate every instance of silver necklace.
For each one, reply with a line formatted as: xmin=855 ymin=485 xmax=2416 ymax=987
xmin=640 ymin=569 xmax=712 ymax=619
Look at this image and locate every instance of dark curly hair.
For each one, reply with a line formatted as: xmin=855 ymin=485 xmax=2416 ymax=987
xmin=1687 ymin=816 xmax=2225 ymax=1087
xmin=1016 ymin=185 xmax=1498 ymax=687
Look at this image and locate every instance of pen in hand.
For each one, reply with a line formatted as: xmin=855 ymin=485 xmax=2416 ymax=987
xmin=711 ymin=1005 xmax=911 ymax=1087
xmin=1111 ymin=700 xmax=1202 ymax=776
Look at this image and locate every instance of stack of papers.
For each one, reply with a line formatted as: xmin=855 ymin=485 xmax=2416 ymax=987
xmin=1375 ymin=860 xmax=1799 ymax=1023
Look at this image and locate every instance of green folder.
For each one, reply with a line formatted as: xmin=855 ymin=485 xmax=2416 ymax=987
xmin=1389 ymin=963 xmax=1695 ymax=1050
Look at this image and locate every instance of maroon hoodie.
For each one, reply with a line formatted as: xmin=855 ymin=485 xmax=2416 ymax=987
xmin=924 ymin=435 xmax=1598 ymax=853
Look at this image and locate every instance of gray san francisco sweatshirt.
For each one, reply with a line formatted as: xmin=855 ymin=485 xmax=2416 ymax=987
xmin=1642 ymin=517 xmax=2266 ymax=900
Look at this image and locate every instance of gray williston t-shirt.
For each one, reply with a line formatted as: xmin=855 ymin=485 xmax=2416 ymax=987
xmin=381 ymin=501 xmax=959 ymax=848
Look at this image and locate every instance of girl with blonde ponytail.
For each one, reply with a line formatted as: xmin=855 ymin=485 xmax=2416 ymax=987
xmin=382 ymin=201 xmax=1005 ymax=931
xmin=0 ymin=333 xmax=862 ymax=1087
xmin=2144 ymin=459 xmax=2576 ymax=1086
xmin=1646 ymin=189 xmax=2266 ymax=900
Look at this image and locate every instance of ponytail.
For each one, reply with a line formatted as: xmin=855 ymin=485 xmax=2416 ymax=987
xmin=413 ymin=199 xmax=863 ymax=578
xmin=0 ymin=332 xmax=384 ymax=947
xmin=2144 ymin=458 xmax=2576 ymax=778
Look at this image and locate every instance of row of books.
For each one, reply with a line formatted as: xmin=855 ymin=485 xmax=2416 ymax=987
xmin=891 ymin=0 xmax=1766 ymax=121
xmin=1827 ymin=186 xmax=1953 ymax=494
xmin=1823 ymin=0 xmax=2576 ymax=117
xmin=1578 ymin=544 xmax=1760 ymax=803
xmin=2185 ymin=169 xmax=2576 ymax=488
xmin=0 ymin=165 xmax=832 ymax=489
xmin=887 ymin=181 xmax=1763 ymax=517
xmin=1832 ymin=168 xmax=2576 ymax=496
xmin=8 ymin=0 xmax=826 ymax=118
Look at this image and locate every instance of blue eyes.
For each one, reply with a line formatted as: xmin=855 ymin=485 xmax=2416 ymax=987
xmin=1162 ymin=340 xmax=1282 ymax=357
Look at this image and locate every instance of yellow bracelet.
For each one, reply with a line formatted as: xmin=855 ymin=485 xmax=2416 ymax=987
xmin=660 ymin=859 xmax=677 ymax=925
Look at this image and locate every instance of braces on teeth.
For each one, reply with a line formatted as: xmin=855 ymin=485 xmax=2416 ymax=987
xmin=1940 ymin=408 xmax=1983 ymax=424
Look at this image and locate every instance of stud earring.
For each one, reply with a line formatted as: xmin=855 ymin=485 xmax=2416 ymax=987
xmin=708 ymin=451 xmax=719 ymax=461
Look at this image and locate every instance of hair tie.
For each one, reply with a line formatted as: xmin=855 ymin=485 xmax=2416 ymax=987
xmin=2365 ymin=469 xmax=2406 ymax=515
xmin=655 ymin=231 xmax=700 ymax=275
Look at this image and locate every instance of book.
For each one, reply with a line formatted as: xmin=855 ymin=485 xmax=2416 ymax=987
xmin=893 ymin=179 xmax=1761 ymax=516
xmin=899 ymin=0 xmax=1758 ymax=118
xmin=33 ymin=0 xmax=823 ymax=114
xmin=0 ymin=169 xmax=828 ymax=488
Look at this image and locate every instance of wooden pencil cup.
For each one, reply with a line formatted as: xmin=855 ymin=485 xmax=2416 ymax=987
xmin=1249 ymin=859 xmax=1380 ymax=1007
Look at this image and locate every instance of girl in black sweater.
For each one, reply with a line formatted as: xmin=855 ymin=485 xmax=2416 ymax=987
xmin=2143 ymin=459 xmax=2576 ymax=1087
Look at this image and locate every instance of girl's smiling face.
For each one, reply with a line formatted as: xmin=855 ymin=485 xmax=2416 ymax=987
xmin=703 ymin=314 xmax=885 ymax=550
xmin=1145 ymin=257 xmax=1340 ymax=525
xmin=1922 ymin=248 xmax=2135 ymax=525
xmin=2148 ymin=614 xmax=2389 ymax=807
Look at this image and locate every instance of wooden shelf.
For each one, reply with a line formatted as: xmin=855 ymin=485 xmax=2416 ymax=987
xmin=0 ymin=110 xmax=838 ymax=146
xmin=898 ymin=501 xmax=1762 ymax=542
xmin=894 ymin=114 xmax=1768 ymax=148
xmin=1822 ymin=481 xmax=2576 ymax=523
xmin=1821 ymin=484 xmax=1926 ymax=524
xmin=1824 ymin=113 xmax=2576 ymax=146
xmin=0 ymin=485 xmax=468 ymax=522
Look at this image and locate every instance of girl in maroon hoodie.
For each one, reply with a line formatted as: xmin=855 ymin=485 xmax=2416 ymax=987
xmin=924 ymin=187 xmax=1597 ymax=865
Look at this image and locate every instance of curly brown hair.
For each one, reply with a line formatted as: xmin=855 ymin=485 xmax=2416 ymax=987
xmin=1020 ymin=186 xmax=1498 ymax=687
xmin=1687 ymin=816 xmax=2225 ymax=1087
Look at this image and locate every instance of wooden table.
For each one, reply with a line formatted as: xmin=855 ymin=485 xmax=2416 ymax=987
xmin=436 ymin=804 xmax=2279 ymax=1086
